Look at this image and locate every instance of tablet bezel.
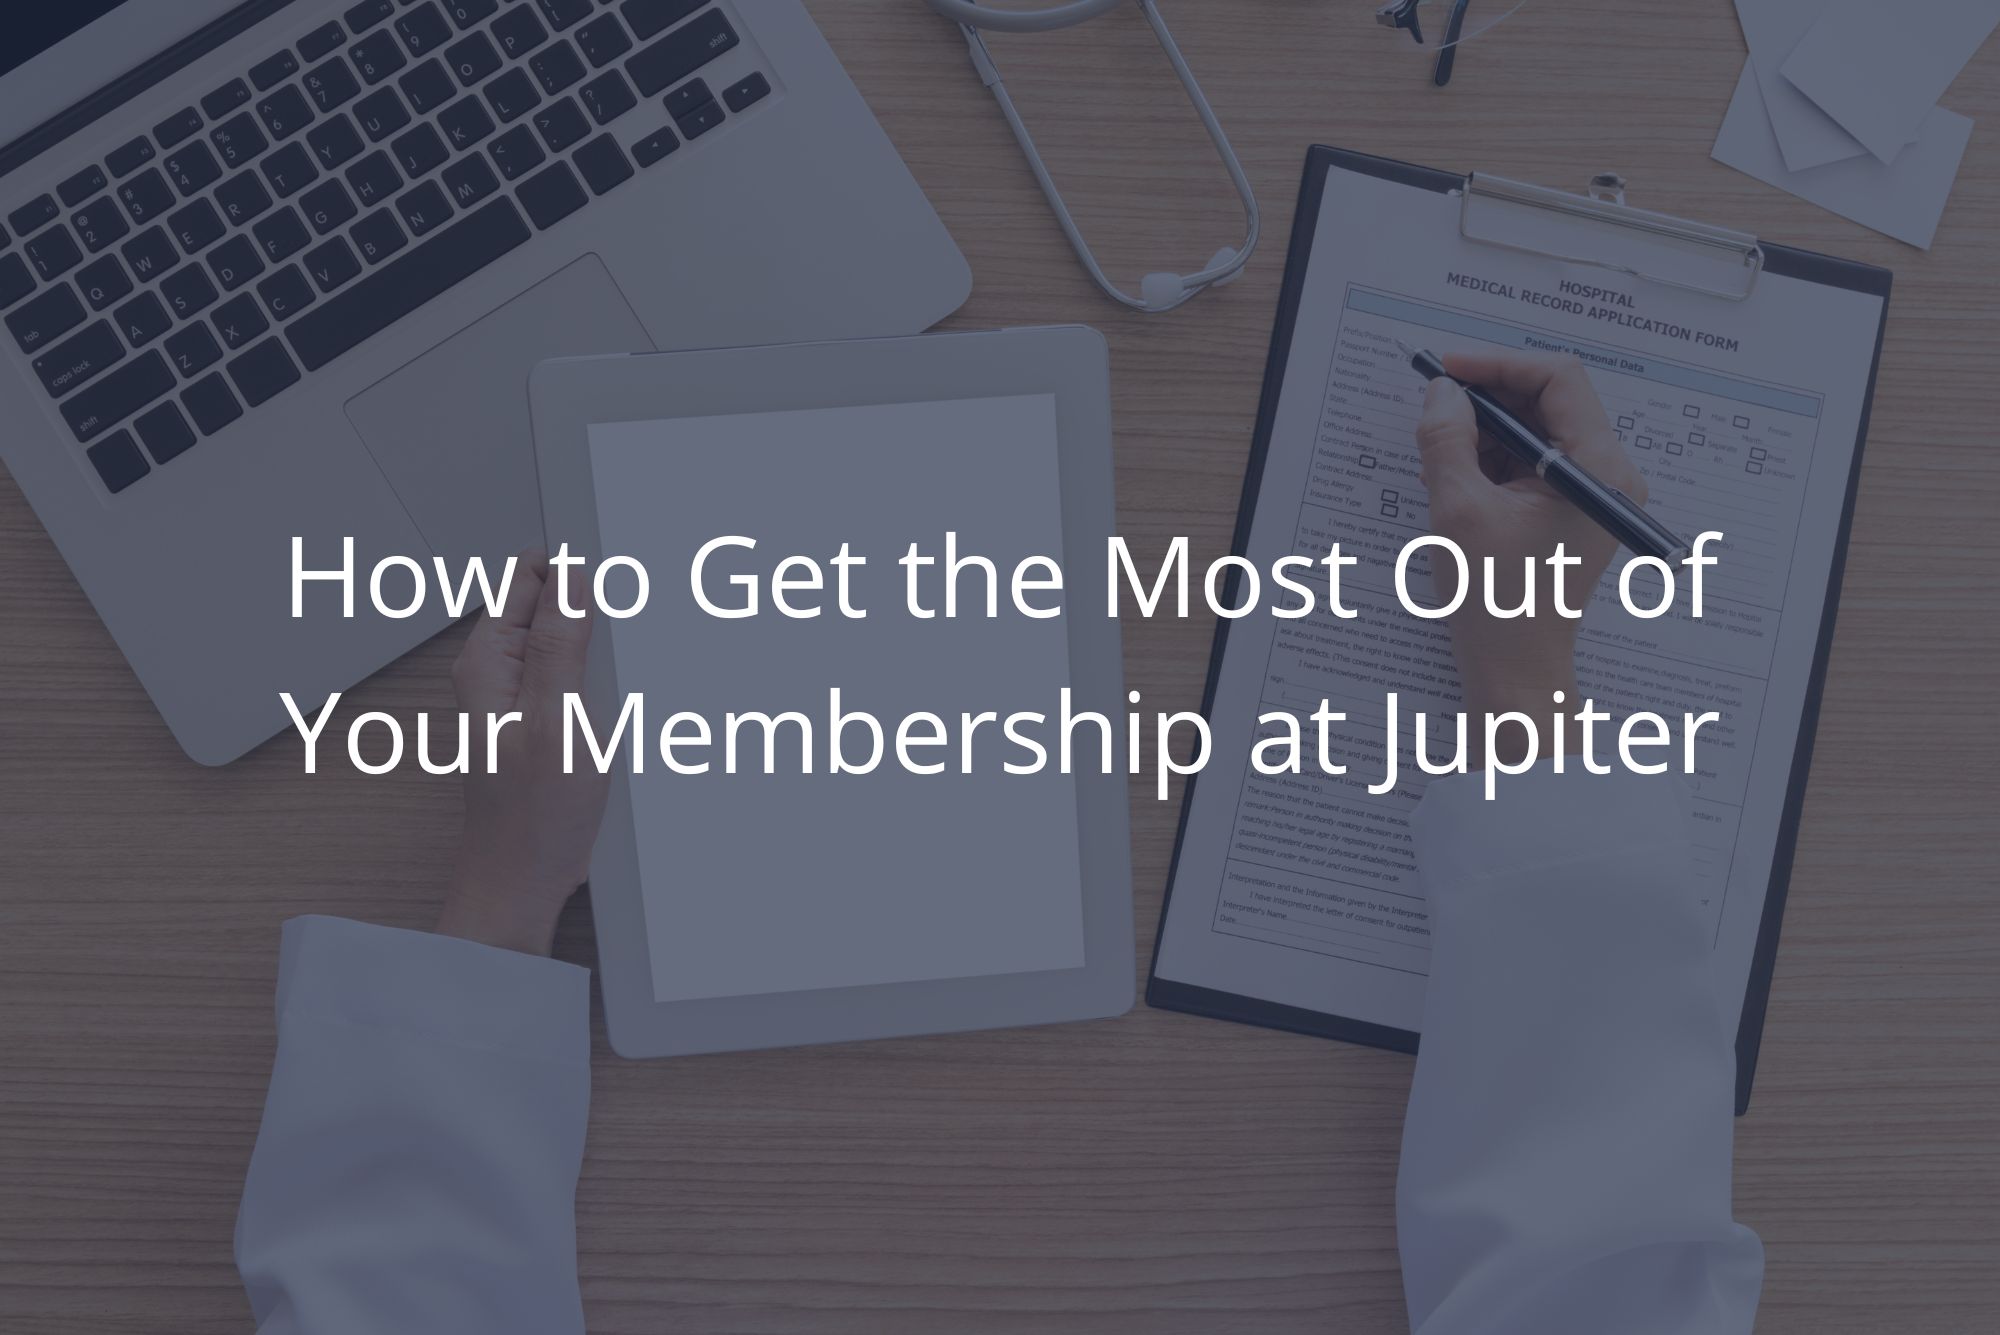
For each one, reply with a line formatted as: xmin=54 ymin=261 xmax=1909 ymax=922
xmin=529 ymin=326 xmax=1133 ymax=1058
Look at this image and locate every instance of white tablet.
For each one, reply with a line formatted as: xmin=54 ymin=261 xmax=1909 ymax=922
xmin=529 ymin=327 xmax=1133 ymax=1057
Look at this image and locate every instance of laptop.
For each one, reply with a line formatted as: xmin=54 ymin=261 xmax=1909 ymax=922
xmin=0 ymin=0 xmax=972 ymax=764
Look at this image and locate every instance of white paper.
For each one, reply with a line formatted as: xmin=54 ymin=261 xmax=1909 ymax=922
xmin=1151 ymin=166 xmax=1885 ymax=1039
xmin=1733 ymin=0 xmax=1888 ymax=171
xmin=1714 ymin=59 xmax=1972 ymax=250
xmin=589 ymin=396 xmax=1088 ymax=1003
xmin=1780 ymin=0 xmax=1999 ymax=163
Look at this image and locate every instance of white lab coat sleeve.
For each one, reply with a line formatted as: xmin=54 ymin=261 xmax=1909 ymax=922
xmin=1396 ymin=765 xmax=1765 ymax=1335
xmin=235 ymin=915 xmax=592 ymax=1335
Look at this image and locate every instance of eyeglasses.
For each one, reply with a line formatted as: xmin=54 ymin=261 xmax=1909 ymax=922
xmin=1374 ymin=0 xmax=1535 ymax=85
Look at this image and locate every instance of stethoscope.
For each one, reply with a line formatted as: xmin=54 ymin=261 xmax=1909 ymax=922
xmin=925 ymin=0 xmax=1260 ymax=314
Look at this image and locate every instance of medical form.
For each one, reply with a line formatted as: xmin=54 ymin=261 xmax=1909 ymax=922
xmin=1148 ymin=150 xmax=1890 ymax=1106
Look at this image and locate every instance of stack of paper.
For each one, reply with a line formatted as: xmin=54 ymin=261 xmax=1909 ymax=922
xmin=1714 ymin=0 xmax=1995 ymax=248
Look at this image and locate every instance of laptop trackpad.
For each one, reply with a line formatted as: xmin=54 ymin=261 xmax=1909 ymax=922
xmin=346 ymin=255 xmax=656 ymax=569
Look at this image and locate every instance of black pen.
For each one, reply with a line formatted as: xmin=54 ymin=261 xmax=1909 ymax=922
xmin=1396 ymin=340 xmax=1692 ymax=564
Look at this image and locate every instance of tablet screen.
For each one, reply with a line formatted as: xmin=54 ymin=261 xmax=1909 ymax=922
xmin=588 ymin=396 xmax=1088 ymax=1003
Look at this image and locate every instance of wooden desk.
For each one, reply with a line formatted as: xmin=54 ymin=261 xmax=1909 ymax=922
xmin=3 ymin=2 xmax=1995 ymax=1330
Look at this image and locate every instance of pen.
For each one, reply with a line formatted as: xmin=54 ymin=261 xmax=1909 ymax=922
xmin=1395 ymin=340 xmax=1692 ymax=564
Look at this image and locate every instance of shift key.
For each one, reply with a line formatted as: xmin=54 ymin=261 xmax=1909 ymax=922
xmin=60 ymin=349 xmax=174 ymax=443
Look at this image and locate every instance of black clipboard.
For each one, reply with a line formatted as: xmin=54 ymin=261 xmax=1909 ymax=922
xmin=1144 ymin=145 xmax=1893 ymax=1115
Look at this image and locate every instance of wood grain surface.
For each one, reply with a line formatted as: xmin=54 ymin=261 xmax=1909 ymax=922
xmin=3 ymin=2 xmax=1997 ymax=1331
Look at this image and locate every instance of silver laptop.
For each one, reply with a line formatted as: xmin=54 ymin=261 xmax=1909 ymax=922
xmin=0 ymin=0 xmax=971 ymax=764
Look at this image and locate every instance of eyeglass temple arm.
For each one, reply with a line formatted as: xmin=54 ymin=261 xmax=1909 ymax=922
xmin=1434 ymin=0 xmax=1474 ymax=86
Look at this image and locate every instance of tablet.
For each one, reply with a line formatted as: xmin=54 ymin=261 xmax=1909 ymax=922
xmin=530 ymin=327 xmax=1133 ymax=1057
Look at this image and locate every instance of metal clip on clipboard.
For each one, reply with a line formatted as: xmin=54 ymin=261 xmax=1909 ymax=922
xmin=1459 ymin=172 xmax=1766 ymax=302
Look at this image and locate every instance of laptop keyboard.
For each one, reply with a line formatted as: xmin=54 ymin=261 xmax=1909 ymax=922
xmin=1 ymin=0 xmax=772 ymax=496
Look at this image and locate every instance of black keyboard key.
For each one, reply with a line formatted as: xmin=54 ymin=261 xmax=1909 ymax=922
xmin=216 ymin=172 xmax=275 ymax=226
xmin=536 ymin=0 xmax=593 ymax=31
xmin=485 ymin=67 xmax=541 ymax=122
xmin=250 ymin=49 xmax=300 ymax=91
xmin=257 ymin=264 xmax=316 ymax=321
xmin=631 ymin=124 xmax=677 ymax=167
xmin=533 ymin=97 xmax=589 ymax=153
xmin=135 ymin=401 xmax=198 ymax=463
xmin=307 ymin=113 xmax=366 ymax=171
xmin=344 ymin=0 xmax=396 ymax=33
xmin=663 ymin=78 xmax=710 ymax=120
xmin=579 ymin=69 xmax=637 ymax=125
xmin=722 ymin=71 xmax=770 ymax=112
xmin=0 ymin=253 xmax=32 ymax=309
xmin=213 ymin=292 xmax=270 ymax=349
xmin=575 ymin=13 xmax=633 ymax=67
xmin=71 ymin=198 xmax=130 ymax=253
xmin=400 ymin=57 xmax=457 ymax=114
xmin=164 ymin=142 xmax=223 ymax=196
xmin=58 ymin=164 xmax=109 ymax=208
xmin=288 ymin=195 xmax=528 ymax=371
xmin=117 ymin=168 xmax=176 ymax=225
xmin=182 ymin=372 xmax=243 ymax=435
xmin=228 ymin=337 xmax=301 ymax=408
xmin=676 ymin=99 xmax=724 ymax=140
xmin=208 ymin=235 xmax=266 ymax=292
xmin=261 ymin=142 xmax=320 ymax=198
xmin=154 ymin=106 xmax=205 ymax=148
xmin=161 ymin=265 xmax=220 ymax=321
xmin=351 ymin=209 xmax=407 ymax=264
xmin=201 ymin=81 xmax=252 ymax=120
xmin=87 ymin=429 xmax=150 ymax=493
xmin=572 ymin=133 xmax=632 ymax=195
xmin=346 ymin=151 xmax=402 ymax=207
xmin=350 ymin=29 xmax=408 ymax=84
xmin=621 ymin=0 xmax=703 ymax=43
xmin=26 ymin=227 xmax=83 ymax=281
xmin=61 ymin=350 xmax=174 ymax=443
xmin=441 ymin=152 xmax=499 ymax=208
xmin=6 ymin=283 xmax=85 ymax=353
xmin=8 ymin=195 xmax=59 ymax=236
xmin=391 ymin=123 xmax=449 ymax=179
xmin=121 ymin=226 xmax=177 ymax=282
xmin=354 ymin=86 xmax=412 ymax=141
xmin=302 ymin=236 xmax=362 ymax=292
xmin=211 ymin=110 xmax=270 ymax=170
xmin=300 ymin=20 xmax=347 ymax=63
xmin=439 ymin=95 xmax=496 ymax=150
xmin=445 ymin=31 xmax=504 ymax=88
xmin=445 ymin=0 xmax=500 ymax=30
xmin=113 ymin=290 xmax=172 ymax=347
xmin=300 ymin=179 xmax=358 ymax=235
xmin=75 ymin=254 xmax=133 ymax=310
xmin=516 ymin=159 xmax=585 ymax=229
xmin=168 ymin=198 xmax=227 ymax=255
xmin=487 ymin=125 xmax=545 ymax=180
xmin=493 ymin=5 xmax=549 ymax=59
xmin=257 ymin=86 xmax=316 ymax=141
xmin=304 ymin=57 xmax=363 ymax=112
xmin=628 ymin=10 xmax=736 ymax=98
xmin=253 ymin=207 xmax=312 ymax=262
xmin=106 ymin=136 xmax=157 ymax=178
xmin=166 ymin=321 xmax=225 ymax=377
xmin=32 ymin=319 xmax=124 ymax=396
xmin=530 ymin=40 xmax=586 ymax=94
xmin=397 ymin=2 xmax=454 ymax=56
xmin=395 ymin=179 xmax=453 ymax=236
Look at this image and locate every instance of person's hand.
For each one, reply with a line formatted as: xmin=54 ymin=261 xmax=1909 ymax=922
xmin=1413 ymin=350 xmax=1645 ymax=731
xmin=438 ymin=548 xmax=610 ymax=956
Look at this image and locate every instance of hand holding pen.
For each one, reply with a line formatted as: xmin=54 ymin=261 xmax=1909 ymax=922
xmin=1399 ymin=341 xmax=1692 ymax=564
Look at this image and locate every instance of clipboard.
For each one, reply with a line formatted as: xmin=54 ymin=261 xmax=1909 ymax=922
xmin=1144 ymin=145 xmax=1892 ymax=1115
